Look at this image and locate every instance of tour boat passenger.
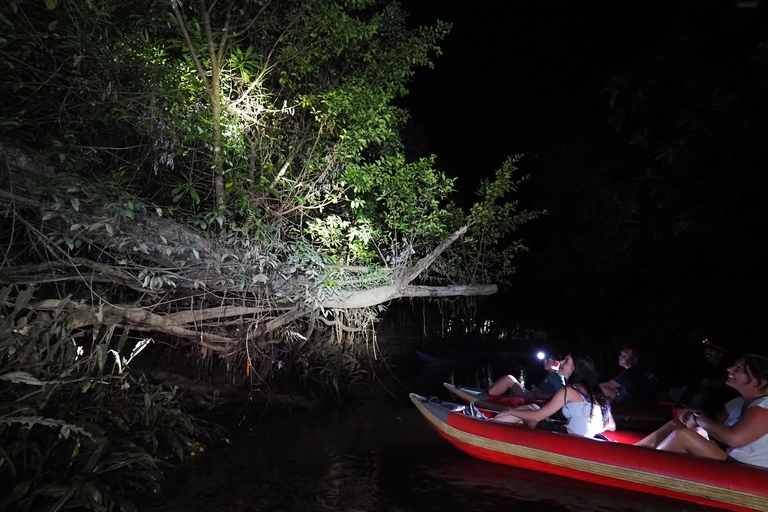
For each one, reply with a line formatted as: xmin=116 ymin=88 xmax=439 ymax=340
xmin=488 ymin=352 xmax=566 ymax=400
xmin=493 ymin=352 xmax=615 ymax=439
xmin=600 ymin=345 xmax=659 ymax=405
xmin=635 ymin=354 xmax=768 ymax=468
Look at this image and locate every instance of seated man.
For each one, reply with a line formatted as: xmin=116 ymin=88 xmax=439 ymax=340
xmin=600 ymin=345 xmax=659 ymax=405
xmin=669 ymin=339 xmax=738 ymax=416
xmin=488 ymin=353 xmax=566 ymax=400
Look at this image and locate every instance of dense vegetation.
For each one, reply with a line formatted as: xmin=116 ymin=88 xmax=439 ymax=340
xmin=0 ymin=0 xmax=541 ymax=509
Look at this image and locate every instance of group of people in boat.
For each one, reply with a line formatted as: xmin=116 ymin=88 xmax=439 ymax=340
xmin=483 ymin=346 xmax=768 ymax=469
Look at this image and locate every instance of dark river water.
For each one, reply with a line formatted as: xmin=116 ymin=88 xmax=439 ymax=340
xmin=138 ymin=363 xmax=719 ymax=512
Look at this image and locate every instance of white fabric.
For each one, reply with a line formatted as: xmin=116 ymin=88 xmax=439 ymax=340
xmin=724 ymin=395 xmax=768 ymax=468
xmin=562 ymin=401 xmax=605 ymax=438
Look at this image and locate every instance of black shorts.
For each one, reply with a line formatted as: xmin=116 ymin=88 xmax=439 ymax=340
xmin=535 ymin=420 xmax=568 ymax=434
xmin=535 ymin=420 xmax=608 ymax=440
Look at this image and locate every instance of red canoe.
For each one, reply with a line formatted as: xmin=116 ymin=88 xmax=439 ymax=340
xmin=411 ymin=393 xmax=768 ymax=512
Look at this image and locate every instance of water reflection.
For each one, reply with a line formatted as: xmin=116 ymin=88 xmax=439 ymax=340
xmin=140 ymin=389 xmax=718 ymax=512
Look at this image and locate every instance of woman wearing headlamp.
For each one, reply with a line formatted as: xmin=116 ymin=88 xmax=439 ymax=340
xmin=492 ymin=352 xmax=615 ymax=439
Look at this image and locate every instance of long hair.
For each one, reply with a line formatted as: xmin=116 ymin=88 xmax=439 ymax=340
xmin=742 ymin=354 xmax=768 ymax=394
xmin=568 ymin=352 xmax=611 ymax=425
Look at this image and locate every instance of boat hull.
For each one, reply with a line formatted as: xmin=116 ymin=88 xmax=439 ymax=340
xmin=411 ymin=393 xmax=768 ymax=512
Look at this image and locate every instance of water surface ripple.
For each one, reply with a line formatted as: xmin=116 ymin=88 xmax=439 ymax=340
xmin=140 ymin=390 xmax=719 ymax=512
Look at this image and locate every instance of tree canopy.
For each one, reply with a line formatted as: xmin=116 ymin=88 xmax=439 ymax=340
xmin=0 ymin=0 xmax=542 ymax=390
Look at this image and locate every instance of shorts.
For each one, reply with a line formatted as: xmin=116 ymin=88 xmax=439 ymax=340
xmin=535 ymin=420 xmax=568 ymax=434
xmin=520 ymin=389 xmax=535 ymax=399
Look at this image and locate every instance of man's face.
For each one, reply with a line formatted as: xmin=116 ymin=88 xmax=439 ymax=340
xmin=704 ymin=346 xmax=723 ymax=363
xmin=542 ymin=357 xmax=560 ymax=372
xmin=618 ymin=349 xmax=634 ymax=369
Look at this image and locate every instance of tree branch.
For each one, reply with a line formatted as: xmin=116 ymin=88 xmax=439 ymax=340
xmin=401 ymin=224 xmax=471 ymax=285
xmin=172 ymin=5 xmax=212 ymax=94
xmin=316 ymin=282 xmax=496 ymax=310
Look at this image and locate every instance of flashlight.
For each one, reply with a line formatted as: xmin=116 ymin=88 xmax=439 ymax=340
xmin=536 ymin=351 xmax=546 ymax=360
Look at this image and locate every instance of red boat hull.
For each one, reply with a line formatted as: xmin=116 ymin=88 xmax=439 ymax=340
xmin=411 ymin=393 xmax=768 ymax=512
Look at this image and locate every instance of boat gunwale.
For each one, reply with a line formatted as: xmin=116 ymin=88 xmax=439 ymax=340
xmin=410 ymin=393 xmax=768 ymax=512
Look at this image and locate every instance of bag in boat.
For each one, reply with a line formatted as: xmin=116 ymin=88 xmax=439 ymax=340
xmin=462 ymin=402 xmax=488 ymax=420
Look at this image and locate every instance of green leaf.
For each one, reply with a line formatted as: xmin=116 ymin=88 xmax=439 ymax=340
xmin=0 ymin=371 xmax=48 ymax=385
xmin=1 ymin=479 xmax=35 ymax=508
xmin=84 ymin=481 xmax=103 ymax=504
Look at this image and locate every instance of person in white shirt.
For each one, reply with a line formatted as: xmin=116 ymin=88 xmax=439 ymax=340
xmin=635 ymin=354 xmax=768 ymax=468
xmin=493 ymin=352 xmax=615 ymax=439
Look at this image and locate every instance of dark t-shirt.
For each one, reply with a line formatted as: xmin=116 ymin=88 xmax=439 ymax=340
xmin=613 ymin=364 xmax=659 ymax=405
xmin=538 ymin=371 xmax=566 ymax=396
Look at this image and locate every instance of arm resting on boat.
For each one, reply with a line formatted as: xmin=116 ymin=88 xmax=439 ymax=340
xmin=699 ymin=406 xmax=768 ymax=448
xmin=495 ymin=387 xmax=568 ymax=426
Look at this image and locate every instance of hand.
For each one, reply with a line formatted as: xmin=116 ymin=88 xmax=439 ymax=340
xmin=678 ymin=409 xmax=701 ymax=430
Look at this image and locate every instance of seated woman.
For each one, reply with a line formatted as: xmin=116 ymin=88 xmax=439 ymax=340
xmin=493 ymin=352 xmax=615 ymax=438
xmin=635 ymin=354 xmax=768 ymax=468
xmin=488 ymin=353 xmax=565 ymax=400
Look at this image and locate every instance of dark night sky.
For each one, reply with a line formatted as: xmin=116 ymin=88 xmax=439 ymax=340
xmin=399 ymin=1 xmax=765 ymax=184
xmin=395 ymin=0 xmax=768 ymax=364
xmin=399 ymin=1 xmax=650 ymax=181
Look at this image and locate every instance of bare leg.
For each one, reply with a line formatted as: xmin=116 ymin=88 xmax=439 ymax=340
xmin=634 ymin=418 xmax=684 ymax=448
xmin=493 ymin=412 xmax=523 ymax=424
xmin=656 ymin=428 xmax=728 ymax=460
xmin=488 ymin=375 xmax=525 ymax=397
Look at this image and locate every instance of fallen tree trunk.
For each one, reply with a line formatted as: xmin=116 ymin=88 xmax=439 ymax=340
xmin=31 ymin=282 xmax=497 ymax=350
xmin=2 ymin=157 xmax=503 ymax=381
